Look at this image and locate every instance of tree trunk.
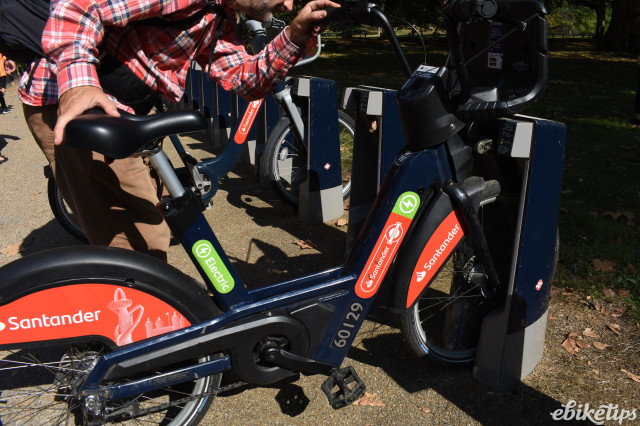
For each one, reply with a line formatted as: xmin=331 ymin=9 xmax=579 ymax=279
xmin=604 ymin=0 xmax=640 ymax=51
xmin=594 ymin=1 xmax=607 ymax=39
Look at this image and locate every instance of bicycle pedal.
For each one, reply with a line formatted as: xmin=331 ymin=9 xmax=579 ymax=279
xmin=321 ymin=366 xmax=366 ymax=409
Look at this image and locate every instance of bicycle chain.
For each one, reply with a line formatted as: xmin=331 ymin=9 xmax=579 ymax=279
xmin=104 ymin=379 xmax=248 ymax=422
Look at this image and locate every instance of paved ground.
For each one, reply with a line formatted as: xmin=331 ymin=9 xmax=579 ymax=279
xmin=1 ymin=81 xmax=639 ymax=425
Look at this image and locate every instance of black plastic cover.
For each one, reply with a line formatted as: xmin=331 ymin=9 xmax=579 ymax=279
xmin=455 ymin=0 xmax=548 ymax=121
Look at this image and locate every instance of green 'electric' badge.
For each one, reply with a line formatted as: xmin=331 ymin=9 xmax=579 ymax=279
xmin=192 ymin=240 xmax=235 ymax=294
xmin=392 ymin=192 xmax=420 ymax=219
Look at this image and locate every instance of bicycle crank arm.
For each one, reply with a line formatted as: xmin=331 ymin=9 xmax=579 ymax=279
xmin=263 ymin=347 xmax=336 ymax=376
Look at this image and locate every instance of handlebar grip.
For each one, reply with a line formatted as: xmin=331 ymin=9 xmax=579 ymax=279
xmin=244 ymin=19 xmax=268 ymax=53
xmin=320 ymin=2 xmax=380 ymax=26
xmin=445 ymin=0 xmax=498 ymax=22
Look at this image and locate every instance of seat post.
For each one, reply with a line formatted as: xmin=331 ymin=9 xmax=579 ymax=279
xmin=147 ymin=147 xmax=186 ymax=198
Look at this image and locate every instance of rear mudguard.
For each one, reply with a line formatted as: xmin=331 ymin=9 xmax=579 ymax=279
xmin=389 ymin=177 xmax=487 ymax=312
xmin=0 ymin=246 xmax=218 ymax=349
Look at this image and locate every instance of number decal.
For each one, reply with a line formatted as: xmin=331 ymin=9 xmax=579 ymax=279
xmin=331 ymin=301 xmax=365 ymax=348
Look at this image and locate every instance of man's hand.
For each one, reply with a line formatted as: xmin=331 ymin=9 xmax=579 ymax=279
xmin=286 ymin=0 xmax=341 ymax=47
xmin=54 ymin=86 xmax=120 ymax=145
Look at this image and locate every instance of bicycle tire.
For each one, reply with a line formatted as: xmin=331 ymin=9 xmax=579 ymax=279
xmin=399 ymin=182 xmax=518 ymax=366
xmin=264 ymin=110 xmax=354 ymax=207
xmin=0 ymin=246 xmax=222 ymax=425
xmin=47 ymin=177 xmax=89 ymax=243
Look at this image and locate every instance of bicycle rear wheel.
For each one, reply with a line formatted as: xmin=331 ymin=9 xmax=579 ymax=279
xmin=47 ymin=177 xmax=89 ymax=243
xmin=264 ymin=110 xmax=354 ymax=207
xmin=0 ymin=246 xmax=222 ymax=425
xmin=399 ymin=184 xmax=517 ymax=366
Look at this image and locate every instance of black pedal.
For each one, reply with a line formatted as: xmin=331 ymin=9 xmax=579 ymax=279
xmin=321 ymin=366 xmax=366 ymax=409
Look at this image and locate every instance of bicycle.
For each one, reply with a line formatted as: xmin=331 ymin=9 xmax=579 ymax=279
xmin=244 ymin=18 xmax=356 ymax=207
xmin=44 ymin=21 xmax=354 ymax=242
xmin=0 ymin=0 xmax=564 ymax=424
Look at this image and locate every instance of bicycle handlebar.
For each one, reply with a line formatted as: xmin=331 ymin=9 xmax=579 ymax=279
xmin=244 ymin=18 xmax=322 ymax=67
xmin=321 ymin=3 xmax=412 ymax=78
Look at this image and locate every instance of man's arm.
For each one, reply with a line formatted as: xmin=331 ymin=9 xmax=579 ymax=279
xmin=45 ymin=0 xmax=203 ymax=144
xmin=202 ymin=0 xmax=339 ymax=100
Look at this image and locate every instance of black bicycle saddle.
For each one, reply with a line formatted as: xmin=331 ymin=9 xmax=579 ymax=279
xmin=64 ymin=108 xmax=208 ymax=159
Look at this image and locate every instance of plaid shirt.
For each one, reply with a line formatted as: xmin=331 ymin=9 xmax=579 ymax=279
xmin=19 ymin=0 xmax=303 ymax=109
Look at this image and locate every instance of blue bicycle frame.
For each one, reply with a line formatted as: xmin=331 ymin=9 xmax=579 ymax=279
xmin=77 ymin=128 xmax=456 ymax=401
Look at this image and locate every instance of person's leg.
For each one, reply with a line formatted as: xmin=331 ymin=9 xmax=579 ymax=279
xmin=0 ymin=77 xmax=8 ymax=111
xmin=23 ymin=103 xmax=171 ymax=260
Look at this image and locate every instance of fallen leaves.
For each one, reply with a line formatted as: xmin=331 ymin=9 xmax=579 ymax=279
xmin=336 ymin=218 xmax=348 ymax=227
xmin=621 ymin=369 xmax=640 ymax=384
xmin=562 ymin=326 xmax=617 ymax=356
xmin=593 ymin=341 xmax=610 ymax=350
xmin=602 ymin=210 xmax=635 ymax=221
xmin=0 ymin=243 xmax=20 ymax=257
xmin=353 ymin=392 xmax=385 ymax=407
xmin=593 ymin=259 xmax=616 ymax=272
xmin=606 ymin=323 xmax=621 ymax=336
xmin=582 ymin=328 xmax=599 ymax=339
xmin=562 ymin=331 xmax=590 ymax=356
xmin=294 ymin=239 xmax=317 ymax=250
xmin=602 ymin=210 xmax=636 ymax=226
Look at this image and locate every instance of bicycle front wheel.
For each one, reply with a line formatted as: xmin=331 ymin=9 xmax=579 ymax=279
xmin=399 ymin=183 xmax=517 ymax=366
xmin=0 ymin=246 xmax=222 ymax=425
xmin=264 ymin=110 xmax=354 ymax=207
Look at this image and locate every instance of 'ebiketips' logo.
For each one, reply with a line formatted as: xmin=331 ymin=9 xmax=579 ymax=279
xmin=355 ymin=192 xmax=420 ymax=299
xmin=192 ymin=240 xmax=235 ymax=294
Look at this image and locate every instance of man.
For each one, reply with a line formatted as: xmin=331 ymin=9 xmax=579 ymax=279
xmin=19 ymin=0 xmax=338 ymax=260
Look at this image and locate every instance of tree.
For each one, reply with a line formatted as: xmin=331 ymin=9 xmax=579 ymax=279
xmin=574 ymin=0 xmax=611 ymax=39
xmin=604 ymin=0 xmax=640 ymax=51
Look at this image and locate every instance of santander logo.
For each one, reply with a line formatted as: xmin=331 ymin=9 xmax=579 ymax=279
xmin=0 ymin=284 xmax=191 ymax=347
xmin=234 ymin=99 xmax=263 ymax=144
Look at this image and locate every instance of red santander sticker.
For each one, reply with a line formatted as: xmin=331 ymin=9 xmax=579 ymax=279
xmin=355 ymin=192 xmax=420 ymax=299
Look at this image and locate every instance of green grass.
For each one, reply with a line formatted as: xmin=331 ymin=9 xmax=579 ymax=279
xmin=293 ymin=37 xmax=640 ymax=318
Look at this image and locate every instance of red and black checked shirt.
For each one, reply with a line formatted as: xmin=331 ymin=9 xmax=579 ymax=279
xmin=19 ymin=0 xmax=304 ymax=110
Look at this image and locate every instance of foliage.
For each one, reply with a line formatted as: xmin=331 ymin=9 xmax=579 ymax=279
xmin=546 ymin=1 xmax=603 ymax=36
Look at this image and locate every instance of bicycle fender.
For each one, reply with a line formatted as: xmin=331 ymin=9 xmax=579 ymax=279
xmin=389 ymin=190 xmax=462 ymax=313
xmin=389 ymin=178 xmax=488 ymax=312
xmin=0 ymin=246 xmax=218 ymax=349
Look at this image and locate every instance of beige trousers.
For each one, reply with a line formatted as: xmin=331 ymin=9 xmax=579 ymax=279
xmin=23 ymin=103 xmax=170 ymax=261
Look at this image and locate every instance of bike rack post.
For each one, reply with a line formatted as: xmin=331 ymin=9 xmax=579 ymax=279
xmin=294 ymin=77 xmax=344 ymax=224
xmin=341 ymin=86 xmax=405 ymax=251
xmin=213 ymin=84 xmax=234 ymax=149
xmin=201 ymin=74 xmax=215 ymax=124
xmin=473 ymin=116 xmax=566 ymax=390
xmin=189 ymin=63 xmax=203 ymax=112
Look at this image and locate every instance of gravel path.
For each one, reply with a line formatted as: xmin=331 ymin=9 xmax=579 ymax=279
xmin=1 ymin=81 xmax=638 ymax=425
